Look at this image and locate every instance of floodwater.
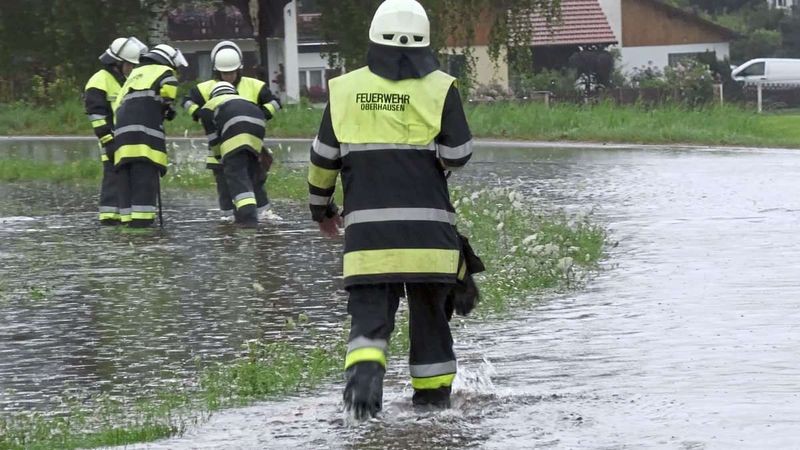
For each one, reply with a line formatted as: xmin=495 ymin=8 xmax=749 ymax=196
xmin=2 ymin=139 xmax=800 ymax=448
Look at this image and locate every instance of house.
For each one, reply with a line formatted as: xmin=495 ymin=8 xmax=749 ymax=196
xmin=167 ymin=0 xmax=335 ymax=102
xmin=453 ymin=0 xmax=735 ymax=92
xmin=768 ymin=0 xmax=798 ymax=10
xmin=597 ymin=0 xmax=736 ymax=74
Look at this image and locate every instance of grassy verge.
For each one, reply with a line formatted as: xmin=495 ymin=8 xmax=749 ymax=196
xmin=0 ymin=166 xmax=607 ymax=449
xmin=2 ymin=99 xmax=799 ymax=148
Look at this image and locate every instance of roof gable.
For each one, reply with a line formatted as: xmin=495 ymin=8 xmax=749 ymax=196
xmin=518 ymin=0 xmax=618 ymax=47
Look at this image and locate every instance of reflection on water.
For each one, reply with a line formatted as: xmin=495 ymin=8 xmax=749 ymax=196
xmin=3 ymin=141 xmax=800 ymax=448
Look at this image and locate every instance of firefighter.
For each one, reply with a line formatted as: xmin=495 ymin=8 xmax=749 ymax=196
xmin=182 ymin=41 xmax=281 ymax=220
xmin=197 ymin=81 xmax=266 ymax=225
xmin=112 ymin=44 xmax=188 ymax=228
xmin=84 ymin=37 xmax=147 ymax=225
xmin=307 ymin=0 xmax=474 ymax=420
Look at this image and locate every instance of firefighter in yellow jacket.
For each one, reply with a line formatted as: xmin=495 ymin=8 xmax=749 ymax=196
xmin=112 ymin=44 xmax=188 ymax=227
xmin=198 ymin=81 xmax=266 ymax=225
xmin=84 ymin=37 xmax=147 ymax=225
xmin=182 ymin=41 xmax=281 ymax=220
xmin=308 ymin=0 xmax=474 ymax=419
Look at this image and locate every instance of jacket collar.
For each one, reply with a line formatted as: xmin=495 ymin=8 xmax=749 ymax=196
xmin=366 ymin=43 xmax=439 ymax=81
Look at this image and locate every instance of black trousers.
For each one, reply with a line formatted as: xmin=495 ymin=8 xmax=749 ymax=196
xmin=212 ymin=155 xmax=269 ymax=217
xmin=117 ymin=161 xmax=159 ymax=228
xmin=99 ymin=160 xmax=120 ymax=223
xmin=347 ymin=283 xmax=457 ymax=391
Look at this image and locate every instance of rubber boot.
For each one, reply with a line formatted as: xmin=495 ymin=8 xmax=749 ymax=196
xmin=343 ymin=361 xmax=385 ymax=420
xmin=100 ymin=218 xmax=121 ymax=226
xmin=412 ymin=386 xmax=451 ymax=410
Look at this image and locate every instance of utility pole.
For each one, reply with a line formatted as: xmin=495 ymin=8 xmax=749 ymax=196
xmin=283 ymin=0 xmax=300 ymax=104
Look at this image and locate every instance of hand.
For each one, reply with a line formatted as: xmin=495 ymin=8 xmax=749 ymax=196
xmin=318 ymin=213 xmax=342 ymax=238
xmin=164 ymin=106 xmax=177 ymax=121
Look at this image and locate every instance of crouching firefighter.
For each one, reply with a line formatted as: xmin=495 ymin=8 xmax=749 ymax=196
xmin=182 ymin=40 xmax=280 ymax=220
xmin=112 ymin=44 xmax=188 ymax=227
xmin=198 ymin=82 xmax=266 ymax=225
xmin=308 ymin=0 xmax=474 ymax=420
xmin=84 ymin=37 xmax=147 ymax=225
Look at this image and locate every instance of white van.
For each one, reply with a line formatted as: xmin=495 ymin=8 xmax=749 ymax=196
xmin=731 ymin=58 xmax=800 ymax=85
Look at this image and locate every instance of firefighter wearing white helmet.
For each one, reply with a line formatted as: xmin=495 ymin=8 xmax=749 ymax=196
xmin=183 ymin=40 xmax=281 ymax=221
xmin=308 ymin=0 xmax=476 ymax=420
xmin=84 ymin=37 xmax=148 ymax=225
xmin=111 ymin=43 xmax=187 ymax=228
xmin=196 ymin=81 xmax=269 ymax=225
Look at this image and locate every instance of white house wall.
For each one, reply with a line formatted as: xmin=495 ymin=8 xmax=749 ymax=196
xmin=621 ymin=42 xmax=730 ymax=74
xmin=597 ymin=0 xmax=623 ymax=45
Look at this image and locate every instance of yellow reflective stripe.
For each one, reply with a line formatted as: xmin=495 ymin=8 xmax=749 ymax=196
xmin=264 ymin=102 xmax=277 ymax=116
xmin=308 ymin=162 xmax=338 ymax=189
xmin=343 ymin=248 xmax=459 ymax=278
xmin=101 ymin=154 xmax=109 ymax=162
xmin=114 ymin=144 xmax=168 ymax=167
xmin=345 ymin=347 xmax=386 ymax=369
xmin=160 ymin=83 xmax=178 ymax=100
xmin=131 ymin=212 xmax=156 ymax=220
xmin=91 ymin=119 xmax=107 ymax=128
xmin=187 ymin=103 xmax=199 ymax=116
xmin=99 ymin=212 xmax=120 ymax=220
xmin=220 ymin=133 xmax=262 ymax=157
xmin=120 ymin=214 xmax=132 ymax=223
xmin=411 ymin=373 xmax=456 ymax=390
xmin=457 ymin=260 xmax=467 ymax=281
xmin=206 ymin=156 xmax=221 ymax=165
xmin=210 ymin=144 xmax=221 ymax=157
xmin=234 ymin=197 xmax=257 ymax=209
xmin=100 ymin=134 xmax=114 ymax=144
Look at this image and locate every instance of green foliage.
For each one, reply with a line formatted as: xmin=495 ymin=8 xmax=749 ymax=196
xmin=664 ymin=59 xmax=715 ymax=106
xmin=0 ymin=0 xmax=151 ymax=98
xmin=318 ymin=1 xmax=562 ymax=77
xmin=731 ymin=28 xmax=782 ymax=63
xmin=512 ymin=68 xmax=579 ymax=100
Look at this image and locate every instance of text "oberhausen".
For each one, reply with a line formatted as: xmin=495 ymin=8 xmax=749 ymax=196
xmin=355 ymin=92 xmax=410 ymax=111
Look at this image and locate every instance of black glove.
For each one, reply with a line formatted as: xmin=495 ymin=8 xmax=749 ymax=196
xmin=446 ymin=231 xmax=486 ymax=319
xmin=191 ymin=109 xmax=200 ymax=122
xmin=164 ymin=106 xmax=177 ymax=121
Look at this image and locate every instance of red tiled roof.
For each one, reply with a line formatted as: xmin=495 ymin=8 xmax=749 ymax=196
xmin=516 ymin=0 xmax=617 ymax=47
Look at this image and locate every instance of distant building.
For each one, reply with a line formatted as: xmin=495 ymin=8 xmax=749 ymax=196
xmin=167 ymin=1 xmax=335 ymax=101
xmin=768 ymin=0 xmax=798 ymax=9
xmin=598 ymin=0 xmax=736 ymax=74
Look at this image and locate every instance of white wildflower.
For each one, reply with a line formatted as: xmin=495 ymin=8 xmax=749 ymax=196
xmin=470 ymin=192 xmax=480 ymax=201
xmin=496 ymin=222 xmax=504 ymax=231
xmin=509 ymin=245 xmax=518 ymax=253
xmin=522 ymin=234 xmax=537 ymax=245
xmin=556 ymin=257 xmax=574 ymax=273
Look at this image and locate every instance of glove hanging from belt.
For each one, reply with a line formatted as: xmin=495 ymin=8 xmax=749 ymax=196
xmin=446 ymin=230 xmax=485 ymax=320
xmin=258 ymin=146 xmax=274 ymax=173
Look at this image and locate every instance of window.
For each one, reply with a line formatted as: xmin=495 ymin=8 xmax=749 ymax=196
xmin=739 ymin=62 xmax=765 ymax=77
xmin=668 ymin=52 xmax=714 ymax=66
xmin=445 ymin=54 xmax=467 ymax=79
xmin=309 ymin=70 xmax=323 ymax=89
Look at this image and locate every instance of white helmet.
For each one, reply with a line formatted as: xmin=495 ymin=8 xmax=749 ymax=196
xmin=369 ymin=0 xmax=430 ymax=48
xmin=146 ymin=44 xmax=189 ymax=68
xmin=211 ymin=41 xmax=243 ymax=72
xmin=101 ymin=37 xmax=148 ymax=64
xmin=210 ymin=81 xmax=237 ymax=98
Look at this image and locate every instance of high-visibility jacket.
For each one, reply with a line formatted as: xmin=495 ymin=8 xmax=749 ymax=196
xmin=308 ymin=67 xmax=474 ymax=287
xmin=112 ymin=63 xmax=179 ymax=173
xmin=198 ymin=94 xmax=265 ymax=162
xmin=183 ymin=77 xmax=280 ymax=168
xmin=84 ymin=67 xmax=125 ymax=161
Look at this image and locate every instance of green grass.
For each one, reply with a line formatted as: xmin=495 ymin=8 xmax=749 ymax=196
xmin=0 ymin=164 xmax=607 ymax=449
xmin=2 ymin=99 xmax=799 ymax=148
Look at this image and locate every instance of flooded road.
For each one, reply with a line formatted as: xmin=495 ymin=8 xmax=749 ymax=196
xmin=3 ymin=140 xmax=800 ymax=448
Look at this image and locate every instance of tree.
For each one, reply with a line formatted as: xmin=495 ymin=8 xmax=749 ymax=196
xmin=317 ymin=0 xmax=561 ymax=79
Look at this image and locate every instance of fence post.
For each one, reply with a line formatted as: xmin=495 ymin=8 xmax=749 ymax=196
xmin=757 ymin=83 xmax=763 ymax=114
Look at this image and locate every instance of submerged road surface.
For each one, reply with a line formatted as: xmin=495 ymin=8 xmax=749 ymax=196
xmin=2 ymin=141 xmax=800 ymax=448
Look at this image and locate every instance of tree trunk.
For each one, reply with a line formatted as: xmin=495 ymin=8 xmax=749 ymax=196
xmin=146 ymin=0 xmax=169 ymax=44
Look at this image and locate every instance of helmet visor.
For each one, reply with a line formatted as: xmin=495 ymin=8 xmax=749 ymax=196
xmin=173 ymin=49 xmax=189 ymax=68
